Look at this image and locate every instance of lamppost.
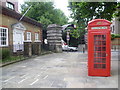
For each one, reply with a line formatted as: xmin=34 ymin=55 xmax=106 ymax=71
xmin=65 ymin=24 xmax=76 ymax=52
xmin=66 ymin=29 xmax=70 ymax=52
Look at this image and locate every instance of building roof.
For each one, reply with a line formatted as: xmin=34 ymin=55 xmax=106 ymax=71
xmin=0 ymin=5 xmax=42 ymax=28
xmin=62 ymin=24 xmax=74 ymax=31
xmin=88 ymin=19 xmax=111 ymax=25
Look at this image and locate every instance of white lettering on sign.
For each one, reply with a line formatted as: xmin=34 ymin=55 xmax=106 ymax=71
xmin=91 ymin=26 xmax=107 ymax=29
xmin=67 ymin=35 xmax=70 ymax=40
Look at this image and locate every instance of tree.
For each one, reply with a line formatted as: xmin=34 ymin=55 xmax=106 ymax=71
xmin=21 ymin=2 xmax=68 ymax=28
xmin=69 ymin=2 xmax=117 ymax=27
xmin=68 ymin=2 xmax=117 ymax=46
xmin=21 ymin=2 xmax=68 ymax=40
xmin=114 ymin=2 xmax=120 ymax=20
xmin=62 ymin=26 xmax=85 ymax=47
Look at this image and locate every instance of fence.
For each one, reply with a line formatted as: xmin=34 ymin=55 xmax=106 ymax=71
xmin=111 ymin=44 xmax=120 ymax=51
xmin=41 ymin=44 xmax=50 ymax=52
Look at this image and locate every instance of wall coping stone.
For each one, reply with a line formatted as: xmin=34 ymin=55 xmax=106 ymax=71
xmin=34 ymin=40 xmax=41 ymax=42
xmin=47 ymin=24 xmax=62 ymax=28
xmin=24 ymin=41 xmax=32 ymax=42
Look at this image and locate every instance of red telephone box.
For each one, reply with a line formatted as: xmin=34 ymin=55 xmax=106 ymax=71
xmin=88 ymin=19 xmax=111 ymax=76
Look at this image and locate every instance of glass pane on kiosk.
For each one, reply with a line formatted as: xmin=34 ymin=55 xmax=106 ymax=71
xmin=94 ymin=35 xmax=106 ymax=69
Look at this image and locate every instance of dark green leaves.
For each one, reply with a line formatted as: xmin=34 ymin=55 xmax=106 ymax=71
xmin=69 ymin=2 xmax=117 ymax=27
xmin=21 ymin=2 xmax=68 ymax=30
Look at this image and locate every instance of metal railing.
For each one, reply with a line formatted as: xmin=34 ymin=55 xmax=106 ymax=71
xmin=111 ymin=44 xmax=120 ymax=51
xmin=41 ymin=44 xmax=50 ymax=52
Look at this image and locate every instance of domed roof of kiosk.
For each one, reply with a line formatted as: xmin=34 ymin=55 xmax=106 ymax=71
xmin=88 ymin=19 xmax=111 ymax=26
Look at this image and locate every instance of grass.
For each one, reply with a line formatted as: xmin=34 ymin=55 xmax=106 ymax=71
xmin=0 ymin=50 xmax=52 ymax=65
xmin=1 ymin=55 xmax=24 ymax=64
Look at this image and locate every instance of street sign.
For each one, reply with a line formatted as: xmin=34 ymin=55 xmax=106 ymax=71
xmin=67 ymin=31 xmax=69 ymax=35
xmin=67 ymin=31 xmax=70 ymax=41
xmin=67 ymin=36 xmax=70 ymax=40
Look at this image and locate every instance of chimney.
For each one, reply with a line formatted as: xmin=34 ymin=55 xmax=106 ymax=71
xmin=0 ymin=0 xmax=18 ymax=12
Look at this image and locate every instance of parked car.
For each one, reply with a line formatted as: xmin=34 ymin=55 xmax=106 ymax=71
xmin=62 ymin=45 xmax=78 ymax=51
xmin=61 ymin=39 xmax=78 ymax=51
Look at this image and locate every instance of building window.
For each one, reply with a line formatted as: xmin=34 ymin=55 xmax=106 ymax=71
xmin=26 ymin=32 xmax=31 ymax=41
xmin=6 ymin=2 xmax=14 ymax=10
xmin=0 ymin=27 xmax=8 ymax=47
xmin=35 ymin=33 xmax=39 ymax=41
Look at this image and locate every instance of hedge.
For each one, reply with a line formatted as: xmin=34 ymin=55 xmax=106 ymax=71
xmin=111 ymin=34 xmax=120 ymax=40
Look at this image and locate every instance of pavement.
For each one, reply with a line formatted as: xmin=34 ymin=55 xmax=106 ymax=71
xmin=0 ymin=51 xmax=119 ymax=88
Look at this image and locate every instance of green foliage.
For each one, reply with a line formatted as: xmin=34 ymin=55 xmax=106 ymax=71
xmin=2 ymin=56 xmax=23 ymax=63
xmin=70 ymin=29 xmax=80 ymax=39
xmin=111 ymin=34 xmax=120 ymax=40
xmin=70 ymin=28 xmax=84 ymax=39
xmin=113 ymin=3 xmax=120 ymax=20
xmin=0 ymin=49 xmax=24 ymax=63
xmin=68 ymin=2 xmax=117 ymax=28
xmin=38 ymin=16 xmax=52 ymax=29
xmin=1 ymin=48 xmax=10 ymax=60
xmin=115 ymin=34 xmax=120 ymax=38
xmin=62 ymin=31 xmax=79 ymax=47
xmin=111 ymin=34 xmax=115 ymax=40
xmin=21 ymin=2 xmax=68 ymax=41
xmin=21 ymin=2 xmax=68 ymax=30
xmin=62 ymin=26 xmax=85 ymax=47
xmin=68 ymin=2 xmax=117 ymax=46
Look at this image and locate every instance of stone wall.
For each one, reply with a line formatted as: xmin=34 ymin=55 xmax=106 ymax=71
xmin=24 ymin=42 xmax=32 ymax=57
xmin=47 ymin=24 xmax=62 ymax=53
xmin=111 ymin=38 xmax=120 ymax=50
xmin=32 ymin=41 xmax=41 ymax=55
xmin=24 ymin=41 xmax=41 ymax=56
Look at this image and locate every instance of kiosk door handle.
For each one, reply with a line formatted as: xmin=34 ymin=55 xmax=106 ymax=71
xmin=106 ymin=53 xmax=108 ymax=56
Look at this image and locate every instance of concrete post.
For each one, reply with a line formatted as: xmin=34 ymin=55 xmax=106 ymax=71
xmin=33 ymin=41 xmax=41 ymax=55
xmin=47 ymin=24 xmax=62 ymax=53
xmin=24 ymin=41 xmax=32 ymax=57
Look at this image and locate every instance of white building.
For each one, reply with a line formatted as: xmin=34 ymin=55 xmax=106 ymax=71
xmin=111 ymin=17 xmax=120 ymax=34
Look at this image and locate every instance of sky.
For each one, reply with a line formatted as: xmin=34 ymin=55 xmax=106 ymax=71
xmin=18 ymin=0 xmax=73 ymax=22
xmin=18 ymin=0 xmax=120 ymax=22
xmin=53 ymin=0 xmax=71 ymax=18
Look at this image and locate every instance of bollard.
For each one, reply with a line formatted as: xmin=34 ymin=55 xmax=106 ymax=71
xmin=83 ymin=47 xmax=85 ymax=53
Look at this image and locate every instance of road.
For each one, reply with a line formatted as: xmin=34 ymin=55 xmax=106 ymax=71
xmin=1 ymin=52 xmax=118 ymax=88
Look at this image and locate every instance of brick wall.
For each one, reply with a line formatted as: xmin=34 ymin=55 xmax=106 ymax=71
xmin=0 ymin=14 xmax=42 ymax=51
xmin=111 ymin=38 xmax=120 ymax=45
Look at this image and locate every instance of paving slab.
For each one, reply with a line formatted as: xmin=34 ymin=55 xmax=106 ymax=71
xmin=1 ymin=52 xmax=118 ymax=88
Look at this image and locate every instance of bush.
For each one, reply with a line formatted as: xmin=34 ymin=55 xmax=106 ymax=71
xmin=111 ymin=34 xmax=120 ymax=40
xmin=115 ymin=34 xmax=120 ymax=38
xmin=111 ymin=34 xmax=115 ymax=40
xmin=1 ymin=48 xmax=10 ymax=59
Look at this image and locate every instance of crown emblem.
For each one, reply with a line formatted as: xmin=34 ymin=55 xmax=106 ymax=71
xmin=97 ymin=22 xmax=102 ymax=25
